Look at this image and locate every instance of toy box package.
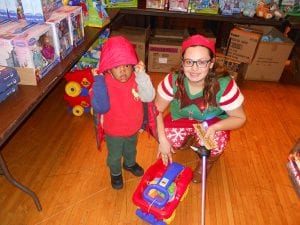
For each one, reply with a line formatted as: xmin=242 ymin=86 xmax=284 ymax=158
xmin=52 ymin=6 xmax=85 ymax=47
xmin=46 ymin=13 xmax=73 ymax=60
xmin=21 ymin=0 xmax=62 ymax=23
xmin=189 ymin=0 xmax=219 ymax=14
xmin=75 ymin=28 xmax=110 ymax=70
xmin=281 ymin=0 xmax=300 ymax=16
xmin=146 ymin=0 xmax=166 ymax=9
xmin=0 ymin=18 xmax=9 ymax=26
xmin=12 ymin=23 xmax=60 ymax=85
xmin=219 ymin=0 xmax=244 ymax=15
xmin=0 ymin=0 xmax=8 ymax=19
xmin=104 ymin=0 xmax=138 ymax=8
xmin=169 ymin=0 xmax=189 ymax=12
xmin=85 ymin=0 xmax=110 ymax=28
xmin=0 ymin=20 xmax=35 ymax=67
xmin=5 ymin=0 xmax=24 ymax=21
xmin=0 ymin=66 xmax=20 ymax=103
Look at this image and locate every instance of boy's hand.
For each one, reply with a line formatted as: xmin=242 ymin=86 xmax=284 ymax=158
xmin=134 ymin=61 xmax=145 ymax=73
xmin=92 ymin=68 xmax=98 ymax=76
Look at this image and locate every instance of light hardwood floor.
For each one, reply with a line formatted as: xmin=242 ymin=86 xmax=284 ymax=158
xmin=0 ymin=74 xmax=299 ymax=225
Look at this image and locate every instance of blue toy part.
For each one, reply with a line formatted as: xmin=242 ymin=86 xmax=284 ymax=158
xmin=136 ymin=209 xmax=166 ymax=225
xmin=143 ymin=163 xmax=184 ymax=209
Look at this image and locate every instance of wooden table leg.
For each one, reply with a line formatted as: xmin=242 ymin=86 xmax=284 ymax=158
xmin=0 ymin=152 xmax=42 ymax=211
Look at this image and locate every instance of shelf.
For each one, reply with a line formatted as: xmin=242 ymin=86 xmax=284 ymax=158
xmin=120 ymin=8 xmax=288 ymax=26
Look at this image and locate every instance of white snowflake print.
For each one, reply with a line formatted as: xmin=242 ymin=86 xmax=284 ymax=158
xmin=165 ymin=128 xmax=194 ymax=148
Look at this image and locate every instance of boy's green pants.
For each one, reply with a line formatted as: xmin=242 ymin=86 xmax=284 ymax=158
xmin=105 ymin=134 xmax=138 ymax=176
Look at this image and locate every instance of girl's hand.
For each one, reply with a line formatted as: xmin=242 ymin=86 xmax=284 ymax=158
xmin=204 ymin=124 xmax=217 ymax=141
xmin=157 ymin=137 xmax=175 ymax=166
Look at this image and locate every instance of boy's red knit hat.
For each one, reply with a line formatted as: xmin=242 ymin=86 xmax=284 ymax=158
xmin=182 ymin=34 xmax=215 ymax=55
xmin=97 ymin=36 xmax=138 ymax=73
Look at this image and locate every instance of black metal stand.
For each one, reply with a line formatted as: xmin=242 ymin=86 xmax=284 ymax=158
xmin=0 ymin=152 xmax=42 ymax=211
xmin=191 ymin=146 xmax=211 ymax=225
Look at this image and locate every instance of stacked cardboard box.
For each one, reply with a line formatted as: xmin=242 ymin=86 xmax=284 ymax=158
xmin=226 ymin=25 xmax=295 ymax=82
xmin=148 ymin=28 xmax=189 ymax=73
xmin=110 ymin=26 xmax=150 ymax=63
xmin=242 ymin=25 xmax=295 ymax=82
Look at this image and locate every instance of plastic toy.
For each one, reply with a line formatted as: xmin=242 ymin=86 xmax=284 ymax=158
xmin=287 ymin=139 xmax=300 ymax=198
xmin=242 ymin=0 xmax=256 ymax=17
xmin=256 ymin=0 xmax=273 ymax=19
xmin=132 ymin=159 xmax=192 ymax=224
xmin=64 ymin=68 xmax=94 ymax=116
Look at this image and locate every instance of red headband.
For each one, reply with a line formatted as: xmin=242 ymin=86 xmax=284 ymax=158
xmin=182 ymin=35 xmax=215 ymax=55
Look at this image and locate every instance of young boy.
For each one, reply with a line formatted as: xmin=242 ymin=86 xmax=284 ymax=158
xmin=91 ymin=36 xmax=155 ymax=189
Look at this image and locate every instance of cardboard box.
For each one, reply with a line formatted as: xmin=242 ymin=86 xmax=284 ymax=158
xmin=152 ymin=28 xmax=189 ymax=41
xmin=243 ymin=25 xmax=295 ymax=82
xmin=188 ymin=27 xmax=216 ymax=43
xmin=215 ymin=51 xmax=245 ymax=86
xmin=148 ymin=37 xmax=182 ymax=73
xmin=110 ymin=26 xmax=150 ymax=62
xmin=225 ymin=26 xmax=262 ymax=64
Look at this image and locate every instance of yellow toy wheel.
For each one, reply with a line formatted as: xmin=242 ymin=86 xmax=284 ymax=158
xmin=164 ymin=211 xmax=176 ymax=224
xmin=65 ymin=81 xmax=81 ymax=97
xmin=180 ymin=185 xmax=190 ymax=202
xmin=72 ymin=105 xmax=84 ymax=116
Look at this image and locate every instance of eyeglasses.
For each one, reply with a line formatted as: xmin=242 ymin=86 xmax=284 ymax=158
xmin=182 ymin=58 xmax=211 ymax=68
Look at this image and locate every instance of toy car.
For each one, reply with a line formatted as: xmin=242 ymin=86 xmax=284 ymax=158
xmin=64 ymin=68 xmax=94 ymax=116
xmin=132 ymin=159 xmax=192 ymax=224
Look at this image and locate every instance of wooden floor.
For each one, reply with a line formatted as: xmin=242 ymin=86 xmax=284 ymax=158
xmin=0 ymin=74 xmax=300 ymax=225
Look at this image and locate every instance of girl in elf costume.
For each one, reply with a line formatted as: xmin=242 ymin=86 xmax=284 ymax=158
xmin=155 ymin=34 xmax=246 ymax=183
xmin=91 ymin=36 xmax=155 ymax=189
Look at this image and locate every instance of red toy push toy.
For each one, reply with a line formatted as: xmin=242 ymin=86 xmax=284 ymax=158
xmin=132 ymin=159 xmax=192 ymax=224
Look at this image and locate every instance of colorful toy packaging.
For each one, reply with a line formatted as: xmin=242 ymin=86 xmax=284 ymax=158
xmin=4 ymin=0 xmax=24 ymax=21
xmin=0 ymin=0 xmax=9 ymax=19
xmin=105 ymin=0 xmax=138 ymax=8
xmin=12 ymin=23 xmax=60 ymax=81
xmin=189 ymin=0 xmax=219 ymax=14
xmin=287 ymin=139 xmax=300 ymax=198
xmin=169 ymin=0 xmax=189 ymax=12
xmin=281 ymin=0 xmax=300 ymax=16
xmin=219 ymin=0 xmax=242 ymax=15
xmin=85 ymin=0 xmax=110 ymax=28
xmin=146 ymin=0 xmax=166 ymax=9
xmin=0 ymin=20 xmax=34 ymax=67
xmin=20 ymin=0 xmax=62 ymax=23
xmin=74 ymin=28 xmax=110 ymax=70
xmin=52 ymin=5 xmax=85 ymax=47
xmin=0 ymin=66 xmax=20 ymax=103
xmin=46 ymin=13 xmax=73 ymax=60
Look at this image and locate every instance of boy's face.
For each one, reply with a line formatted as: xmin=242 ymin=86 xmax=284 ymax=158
xmin=109 ymin=64 xmax=134 ymax=83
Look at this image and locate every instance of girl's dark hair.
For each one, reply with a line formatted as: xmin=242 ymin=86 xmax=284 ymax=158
xmin=176 ymin=46 xmax=228 ymax=108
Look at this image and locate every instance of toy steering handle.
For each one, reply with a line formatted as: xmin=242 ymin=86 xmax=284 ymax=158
xmin=143 ymin=163 xmax=184 ymax=208
xmin=143 ymin=184 xmax=170 ymax=208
